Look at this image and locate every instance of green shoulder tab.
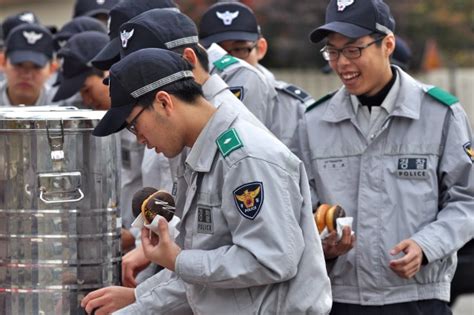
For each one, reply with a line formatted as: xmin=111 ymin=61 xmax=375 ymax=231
xmin=426 ymin=87 xmax=458 ymax=106
xmin=306 ymin=91 xmax=335 ymax=112
xmin=213 ymin=55 xmax=239 ymax=71
xmin=216 ymin=128 xmax=243 ymax=157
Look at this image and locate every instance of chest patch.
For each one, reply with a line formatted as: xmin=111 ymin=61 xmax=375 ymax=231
xmin=197 ymin=207 xmax=213 ymax=234
xmin=233 ymin=182 xmax=264 ymax=220
xmin=397 ymin=158 xmax=428 ymax=179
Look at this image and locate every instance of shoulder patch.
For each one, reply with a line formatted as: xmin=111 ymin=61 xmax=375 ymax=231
xmin=213 ymin=55 xmax=239 ymax=71
xmin=229 ymin=86 xmax=244 ymax=100
xmin=306 ymin=91 xmax=336 ymax=112
xmin=426 ymin=87 xmax=458 ymax=106
xmin=463 ymin=142 xmax=474 ymax=162
xmin=279 ymin=84 xmax=315 ymax=106
xmin=233 ymin=181 xmax=264 ymax=220
xmin=216 ymin=128 xmax=243 ymax=157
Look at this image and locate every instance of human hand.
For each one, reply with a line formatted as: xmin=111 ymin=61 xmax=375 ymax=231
xmin=389 ymin=239 xmax=424 ymax=279
xmin=81 ymin=286 xmax=135 ymax=315
xmin=121 ymin=228 xmax=136 ymax=253
xmin=122 ymin=245 xmax=151 ymax=288
xmin=141 ymin=218 xmax=181 ymax=271
xmin=322 ymin=226 xmax=355 ymax=260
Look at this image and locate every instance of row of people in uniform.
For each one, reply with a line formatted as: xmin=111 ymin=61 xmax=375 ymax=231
xmin=1 ymin=0 xmax=473 ymax=314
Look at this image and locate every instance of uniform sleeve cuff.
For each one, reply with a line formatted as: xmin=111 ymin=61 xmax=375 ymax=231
xmin=175 ymin=249 xmax=205 ymax=283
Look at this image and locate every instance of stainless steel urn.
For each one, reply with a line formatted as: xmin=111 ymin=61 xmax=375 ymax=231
xmin=0 ymin=107 xmax=121 ymax=315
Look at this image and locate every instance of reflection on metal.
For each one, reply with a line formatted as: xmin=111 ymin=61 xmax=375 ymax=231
xmin=0 ymin=108 xmax=121 ymax=315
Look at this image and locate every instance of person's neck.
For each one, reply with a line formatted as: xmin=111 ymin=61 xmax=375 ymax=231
xmin=193 ymin=66 xmax=210 ymax=85
xmin=7 ymin=87 xmax=39 ymax=106
xmin=185 ymin=98 xmax=217 ymax=147
xmin=357 ymin=67 xmax=396 ymax=108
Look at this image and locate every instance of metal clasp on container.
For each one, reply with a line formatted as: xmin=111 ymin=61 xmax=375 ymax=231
xmin=46 ymin=121 xmax=65 ymax=161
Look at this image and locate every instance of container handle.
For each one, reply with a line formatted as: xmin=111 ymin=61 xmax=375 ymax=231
xmin=39 ymin=187 xmax=84 ymax=204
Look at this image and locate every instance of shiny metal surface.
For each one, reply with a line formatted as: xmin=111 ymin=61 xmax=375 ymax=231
xmin=0 ymin=108 xmax=121 ymax=315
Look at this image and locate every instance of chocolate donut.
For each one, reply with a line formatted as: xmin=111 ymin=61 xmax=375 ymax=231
xmin=141 ymin=190 xmax=176 ymax=223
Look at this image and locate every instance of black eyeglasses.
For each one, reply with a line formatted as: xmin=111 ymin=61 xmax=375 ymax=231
xmin=320 ymin=37 xmax=385 ymax=61
xmin=226 ymin=42 xmax=258 ymax=59
xmin=126 ymin=107 xmax=146 ymax=135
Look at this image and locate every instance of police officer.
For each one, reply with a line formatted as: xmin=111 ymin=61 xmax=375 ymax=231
xmin=116 ymin=8 xmax=269 ymax=287
xmin=296 ymin=0 xmax=474 ymax=314
xmin=199 ymin=1 xmax=314 ymax=149
xmin=82 ymin=47 xmax=332 ymax=314
xmin=1 ymin=24 xmax=56 ymax=106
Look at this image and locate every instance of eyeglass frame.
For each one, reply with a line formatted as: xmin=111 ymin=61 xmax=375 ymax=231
xmin=225 ymin=41 xmax=258 ymax=59
xmin=126 ymin=106 xmax=147 ymax=135
xmin=320 ymin=36 xmax=386 ymax=61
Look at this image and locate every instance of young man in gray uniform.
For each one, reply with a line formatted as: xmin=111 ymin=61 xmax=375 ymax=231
xmin=199 ymin=1 xmax=314 ymax=149
xmin=116 ymin=9 xmax=269 ymax=287
xmin=82 ymin=47 xmax=332 ymax=315
xmin=1 ymin=24 xmax=56 ymax=106
xmin=296 ymin=0 xmax=474 ymax=314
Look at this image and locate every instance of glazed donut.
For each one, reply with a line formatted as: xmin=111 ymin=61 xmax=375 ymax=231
xmin=325 ymin=205 xmax=346 ymax=232
xmin=314 ymin=203 xmax=346 ymax=233
xmin=314 ymin=204 xmax=331 ymax=233
xmin=141 ymin=190 xmax=176 ymax=223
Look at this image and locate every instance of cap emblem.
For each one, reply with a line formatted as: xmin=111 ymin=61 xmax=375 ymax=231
xmin=19 ymin=12 xmax=35 ymax=23
xmin=120 ymin=29 xmax=134 ymax=48
xmin=58 ymin=40 xmax=67 ymax=48
xmin=97 ymin=0 xmax=105 ymax=4
xmin=23 ymin=31 xmax=43 ymax=45
xmin=216 ymin=10 xmax=239 ymax=26
xmin=337 ymin=0 xmax=354 ymax=11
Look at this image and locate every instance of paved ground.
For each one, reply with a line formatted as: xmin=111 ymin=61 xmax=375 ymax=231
xmin=452 ymin=294 xmax=474 ymax=315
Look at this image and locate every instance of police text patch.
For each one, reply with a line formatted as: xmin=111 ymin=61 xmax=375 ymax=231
xmin=463 ymin=142 xmax=474 ymax=162
xmin=397 ymin=158 xmax=428 ymax=179
xmin=233 ymin=182 xmax=264 ymax=220
xmin=197 ymin=207 xmax=213 ymax=234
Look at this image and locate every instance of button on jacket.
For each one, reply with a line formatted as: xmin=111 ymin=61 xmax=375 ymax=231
xmin=296 ymin=67 xmax=474 ymax=305
xmin=116 ymin=101 xmax=332 ymax=315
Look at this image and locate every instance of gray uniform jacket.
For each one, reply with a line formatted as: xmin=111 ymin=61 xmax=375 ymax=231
xmin=207 ymin=43 xmax=277 ymax=131
xmin=116 ymin=101 xmax=332 ymax=315
xmin=0 ymin=80 xmax=56 ymax=106
xmin=257 ymin=64 xmax=314 ymax=151
xmin=296 ymin=67 xmax=474 ymax=305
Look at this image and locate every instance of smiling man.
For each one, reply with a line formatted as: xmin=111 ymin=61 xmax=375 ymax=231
xmin=294 ymin=0 xmax=474 ymax=314
xmin=85 ymin=48 xmax=331 ymax=314
xmin=1 ymin=24 xmax=55 ymax=106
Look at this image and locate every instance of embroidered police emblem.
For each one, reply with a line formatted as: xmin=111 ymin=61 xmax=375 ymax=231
xmin=233 ymin=182 xmax=264 ymax=220
xmin=337 ymin=0 xmax=354 ymax=11
xmin=97 ymin=0 xmax=105 ymax=4
xmin=229 ymin=86 xmax=244 ymax=100
xmin=397 ymin=157 xmax=428 ymax=179
xmin=19 ymin=12 xmax=35 ymax=23
xmin=463 ymin=142 xmax=474 ymax=162
xmin=120 ymin=29 xmax=134 ymax=48
xmin=197 ymin=207 xmax=213 ymax=234
xmin=23 ymin=31 xmax=43 ymax=45
xmin=216 ymin=10 xmax=239 ymax=26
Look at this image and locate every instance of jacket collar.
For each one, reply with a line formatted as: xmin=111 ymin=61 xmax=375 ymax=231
xmin=202 ymin=74 xmax=229 ymax=102
xmin=186 ymin=101 xmax=239 ymax=173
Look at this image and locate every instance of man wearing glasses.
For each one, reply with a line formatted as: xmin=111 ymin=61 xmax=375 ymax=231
xmin=295 ymin=0 xmax=474 ymax=314
xmin=199 ymin=1 xmax=315 ymax=150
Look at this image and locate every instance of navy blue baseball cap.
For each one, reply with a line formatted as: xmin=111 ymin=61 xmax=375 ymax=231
xmin=310 ymin=0 xmax=395 ymax=43
xmin=199 ymin=2 xmax=259 ymax=48
xmin=53 ymin=31 xmax=109 ymax=102
xmin=91 ymin=0 xmax=179 ymax=71
xmin=93 ymin=48 xmax=194 ymax=137
xmin=119 ymin=9 xmax=198 ymax=58
xmin=5 ymin=24 xmax=53 ymax=67
xmin=1 ymin=11 xmax=40 ymax=40
xmin=54 ymin=16 xmax=107 ymax=51
xmin=73 ymin=0 xmax=119 ymax=18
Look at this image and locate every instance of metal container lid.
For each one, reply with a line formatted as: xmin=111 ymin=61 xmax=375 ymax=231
xmin=0 ymin=106 xmax=106 ymax=131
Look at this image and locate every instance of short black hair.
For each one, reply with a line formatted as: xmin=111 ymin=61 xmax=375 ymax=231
xmin=172 ymin=44 xmax=209 ymax=73
xmin=369 ymin=33 xmax=385 ymax=47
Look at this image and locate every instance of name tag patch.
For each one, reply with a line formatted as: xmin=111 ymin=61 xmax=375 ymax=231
xmin=197 ymin=207 xmax=213 ymax=234
xmin=397 ymin=158 xmax=428 ymax=179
